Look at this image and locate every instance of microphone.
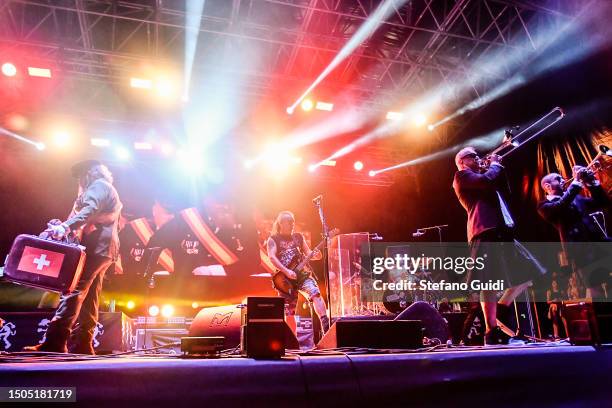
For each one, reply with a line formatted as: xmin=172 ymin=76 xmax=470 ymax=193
xmin=312 ymin=195 xmax=322 ymax=205
xmin=412 ymin=230 xmax=424 ymax=237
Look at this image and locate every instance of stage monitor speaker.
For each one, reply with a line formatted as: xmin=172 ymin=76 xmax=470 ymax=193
xmin=316 ymin=320 xmax=423 ymax=350
xmin=189 ymin=305 xmax=243 ymax=349
xmin=395 ymin=301 xmax=450 ymax=343
xmin=190 ymin=302 xmax=299 ymax=352
xmin=241 ymin=297 xmax=287 ymax=358
xmin=562 ymin=301 xmax=612 ymax=345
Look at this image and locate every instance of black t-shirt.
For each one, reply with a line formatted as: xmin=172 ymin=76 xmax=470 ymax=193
xmin=271 ymin=233 xmax=305 ymax=268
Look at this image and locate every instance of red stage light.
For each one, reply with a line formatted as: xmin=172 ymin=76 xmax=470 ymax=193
xmin=2 ymin=62 xmax=17 ymax=77
xmin=301 ymin=99 xmax=314 ymax=112
xmin=354 ymin=161 xmax=364 ymax=171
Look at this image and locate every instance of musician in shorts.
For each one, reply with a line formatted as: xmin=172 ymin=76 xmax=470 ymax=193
xmin=266 ymin=211 xmax=329 ymax=335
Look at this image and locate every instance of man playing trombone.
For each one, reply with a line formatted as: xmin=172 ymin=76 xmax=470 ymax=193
xmin=453 ymin=147 xmax=545 ymax=345
xmin=538 ymin=165 xmax=610 ymax=298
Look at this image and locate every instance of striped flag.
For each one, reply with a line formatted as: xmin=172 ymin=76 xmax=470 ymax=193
xmin=180 ymin=208 xmax=239 ymax=265
xmin=129 ymin=217 xmax=174 ymax=273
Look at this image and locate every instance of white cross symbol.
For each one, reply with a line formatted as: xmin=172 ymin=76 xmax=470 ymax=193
xmin=33 ymin=254 xmax=51 ymax=270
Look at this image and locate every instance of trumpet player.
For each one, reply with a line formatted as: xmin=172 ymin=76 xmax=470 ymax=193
xmin=453 ymin=147 xmax=544 ymax=346
xmin=538 ymin=165 xmax=610 ymax=298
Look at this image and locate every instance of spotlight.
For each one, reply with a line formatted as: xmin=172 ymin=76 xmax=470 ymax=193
xmin=386 ymin=111 xmax=404 ymax=121
xmin=308 ymin=164 xmax=317 ymax=172
xmin=1 ymin=62 xmax=17 ymax=77
xmin=368 ymin=170 xmax=376 ymax=177
xmin=27 ymin=67 xmax=51 ymax=78
xmin=286 ymin=107 xmax=294 ymax=115
xmin=301 ymin=99 xmax=314 ymax=112
xmin=160 ymin=142 xmax=174 ymax=156
xmin=130 ymin=77 xmax=152 ymax=89
xmin=412 ymin=113 xmax=427 ymax=127
xmin=134 ymin=142 xmax=153 ymax=150
xmin=91 ymin=138 xmax=110 ymax=147
xmin=427 ymin=124 xmax=435 ymax=132
xmin=177 ymin=149 xmax=204 ymax=175
xmin=155 ymin=78 xmax=174 ymax=97
xmin=115 ymin=146 xmax=131 ymax=160
xmin=354 ymin=161 xmax=364 ymax=171
xmin=191 ymin=302 xmax=199 ymax=309
xmin=35 ymin=142 xmax=45 ymax=151
xmin=161 ymin=304 xmax=174 ymax=318
xmin=126 ymin=300 xmax=135 ymax=310
xmin=148 ymin=305 xmax=160 ymax=317
xmin=52 ymin=131 xmax=70 ymax=147
xmin=315 ymin=101 xmax=334 ymax=111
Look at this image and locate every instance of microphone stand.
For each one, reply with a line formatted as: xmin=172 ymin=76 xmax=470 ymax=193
xmin=413 ymin=224 xmax=449 ymax=243
xmin=313 ymin=195 xmax=332 ymax=333
xmin=142 ymin=247 xmax=162 ymax=352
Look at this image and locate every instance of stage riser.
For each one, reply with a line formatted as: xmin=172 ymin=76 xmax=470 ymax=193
xmin=0 ymin=346 xmax=610 ymax=407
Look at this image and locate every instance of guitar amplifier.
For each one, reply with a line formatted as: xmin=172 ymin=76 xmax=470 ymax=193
xmin=2 ymin=234 xmax=86 ymax=293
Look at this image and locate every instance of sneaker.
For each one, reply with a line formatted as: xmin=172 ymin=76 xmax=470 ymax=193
xmin=23 ymin=342 xmax=68 ymax=353
xmin=508 ymin=332 xmax=530 ymax=346
xmin=485 ymin=326 xmax=510 ymax=346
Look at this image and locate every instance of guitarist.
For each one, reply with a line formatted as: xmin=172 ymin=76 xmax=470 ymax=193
xmin=266 ymin=211 xmax=330 ymax=335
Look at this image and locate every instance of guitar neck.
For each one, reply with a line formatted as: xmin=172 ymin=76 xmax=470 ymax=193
xmin=295 ymin=238 xmax=327 ymax=271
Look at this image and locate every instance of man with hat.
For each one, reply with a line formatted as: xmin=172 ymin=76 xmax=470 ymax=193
xmin=24 ymin=160 xmax=122 ymax=354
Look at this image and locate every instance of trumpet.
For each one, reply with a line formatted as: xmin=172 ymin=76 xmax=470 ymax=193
xmin=563 ymin=144 xmax=611 ymax=188
xmin=480 ymin=107 xmax=565 ymax=170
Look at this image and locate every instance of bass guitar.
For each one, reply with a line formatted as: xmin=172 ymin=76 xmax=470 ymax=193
xmin=272 ymin=228 xmax=339 ymax=295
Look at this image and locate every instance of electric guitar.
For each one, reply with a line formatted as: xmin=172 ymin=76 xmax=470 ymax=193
xmin=272 ymin=228 xmax=339 ymax=295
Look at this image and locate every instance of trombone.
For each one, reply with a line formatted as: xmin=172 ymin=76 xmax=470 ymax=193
xmin=563 ymin=144 xmax=611 ymax=188
xmin=481 ymin=107 xmax=565 ymax=168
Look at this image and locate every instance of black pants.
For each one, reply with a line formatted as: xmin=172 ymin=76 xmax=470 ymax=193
xmin=45 ymin=255 xmax=112 ymax=349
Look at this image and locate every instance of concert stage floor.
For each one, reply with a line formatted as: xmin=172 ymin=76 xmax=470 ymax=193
xmin=2 ymin=343 xmax=610 ymax=407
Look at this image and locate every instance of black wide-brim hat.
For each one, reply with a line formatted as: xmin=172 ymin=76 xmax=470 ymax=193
xmin=71 ymin=159 xmax=102 ymax=178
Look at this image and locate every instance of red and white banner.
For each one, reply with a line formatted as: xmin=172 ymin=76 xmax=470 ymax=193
xmin=17 ymin=246 xmax=65 ymax=278
xmin=180 ymin=208 xmax=239 ymax=266
xmin=129 ymin=217 xmax=174 ymax=273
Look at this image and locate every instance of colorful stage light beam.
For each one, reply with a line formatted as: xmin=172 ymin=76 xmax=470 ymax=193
xmin=369 ymin=128 xmax=506 ymax=175
xmin=0 ymin=126 xmax=45 ymax=150
xmin=286 ymin=0 xmax=408 ymax=114
xmin=423 ymin=2 xmax=610 ymax=131
xmin=126 ymin=300 xmax=135 ymax=310
xmin=1 ymin=62 xmax=17 ymax=77
xmin=184 ymin=0 xmax=206 ymax=101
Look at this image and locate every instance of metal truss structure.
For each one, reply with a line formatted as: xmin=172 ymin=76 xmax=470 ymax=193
xmin=0 ymin=1 xmax=596 ymax=185
xmin=0 ymin=1 xmax=593 ymax=111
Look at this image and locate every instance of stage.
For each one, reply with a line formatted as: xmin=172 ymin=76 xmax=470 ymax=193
xmin=2 ymin=343 xmax=610 ymax=407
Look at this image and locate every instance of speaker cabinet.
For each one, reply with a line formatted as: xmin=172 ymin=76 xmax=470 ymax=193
xmin=317 ymin=320 xmax=423 ymax=349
